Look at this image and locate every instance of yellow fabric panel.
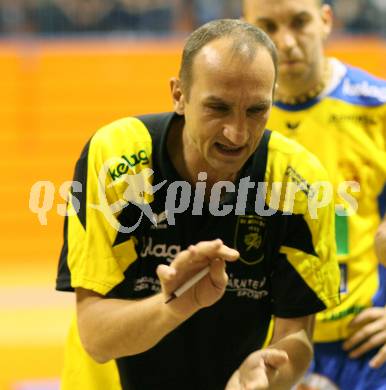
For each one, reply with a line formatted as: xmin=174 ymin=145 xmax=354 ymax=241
xmin=280 ymin=246 xmax=339 ymax=309
xmin=315 ymin=266 xmax=379 ymax=341
xmin=266 ymin=132 xmax=340 ymax=309
xmin=265 ymin=131 xmax=334 ymax=215
xmin=61 ymin=316 xmax=121 ymax=390
xmin=67 ymin=117 xmax=152 ymax=295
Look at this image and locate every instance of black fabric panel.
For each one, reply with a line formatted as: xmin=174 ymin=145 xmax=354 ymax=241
xmin=271 ymin=253 xmax=326 ymax=317
xmin=137 ymin=112 xmax=181 ymax=183
xmin=71 ymin=139 xmax=91 ymax=229
xmin=283 ymin=214 xmax=318 ymax=256
xmin=56 ymin=215 xmax=73 ymax=291
xmin=251 ymin=130 xmax=271 ymax=184
xmin=113 ymin=204 xmax=145 ymax=247
xmin=116 ymin=295 xmax=271 ymax=390
xmin=56 ymin=139 xmax=91 ymax=292
xmin=222 ymin=129 xmax=271 ymax=210
xmin=112 ymin=113 xmax=173 ymax=247
xmin=378 ymin=183 xmax=386 ymax=217
xmin=136 ymin=112 xmax=174 ymax=137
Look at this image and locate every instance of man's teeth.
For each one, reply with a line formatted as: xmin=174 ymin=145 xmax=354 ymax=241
xmin=217 ymin=144 xmax=241 ymax=151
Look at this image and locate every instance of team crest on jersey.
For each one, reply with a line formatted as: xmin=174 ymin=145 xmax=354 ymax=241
xmin=234 ymin=215 xmax=266 ymax=265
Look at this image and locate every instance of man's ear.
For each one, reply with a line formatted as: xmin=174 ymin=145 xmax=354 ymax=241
xmin=321 ymin=4 xmax=333 ymax=40
xmin=170 ymin=77 xmax=185 ymax=115
xmin=273 ymin=82 xmax=279 ymax=99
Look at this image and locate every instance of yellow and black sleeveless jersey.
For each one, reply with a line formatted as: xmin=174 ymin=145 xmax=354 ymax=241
xmin=56 ymin=112 xmax=340 ymax=390
xmin=268 ymin=58 xmax=386 ymax=343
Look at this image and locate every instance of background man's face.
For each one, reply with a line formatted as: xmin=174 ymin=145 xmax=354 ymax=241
xmin=243 ymin=0 xmax=331 ymax=86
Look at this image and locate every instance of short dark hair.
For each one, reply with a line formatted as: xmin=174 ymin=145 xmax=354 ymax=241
xmin=179 ymin=19 xmax=278 ymax=97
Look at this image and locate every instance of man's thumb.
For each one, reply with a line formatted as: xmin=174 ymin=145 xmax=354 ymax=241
xmin=262 ymin=349 xmax=289 ymax=369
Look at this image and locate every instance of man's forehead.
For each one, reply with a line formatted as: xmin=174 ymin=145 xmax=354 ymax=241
xmin=192 ymin=41 xmax=274 ymax=84
xmin=196 ymin=39 xmax=227 ymax=68
xmin=196 ymin=38 xmax=253 ymax=66
xmin=245 ymin=0 xmax=320 ymax=19
xmin=191 ymin=44 xmax=275 ymax=94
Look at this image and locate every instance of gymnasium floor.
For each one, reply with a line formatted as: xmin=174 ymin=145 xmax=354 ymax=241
xmin=0 ymin=262 xmax=73 ymax=390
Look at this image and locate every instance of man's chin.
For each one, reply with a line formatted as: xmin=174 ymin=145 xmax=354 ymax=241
xmin=208 ymin=159 xmax=246 ymax=179
xmin=279 ymin=62 xmax=307 ymax=77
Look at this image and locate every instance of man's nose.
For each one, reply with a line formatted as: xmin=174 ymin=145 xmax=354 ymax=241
xmin=275 ymin=28 xmax=296 ymax=51
xmin=222 ymin=119 xmax=249 ymax=146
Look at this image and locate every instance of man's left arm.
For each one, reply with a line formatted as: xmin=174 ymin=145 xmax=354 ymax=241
xmin=343 ymin=304 xmax=386 ymax=368
xmin=226 ymin=315 xmax=314 ymax=390
xmin=376 ymin=107 xmax=386 ymax=266
xmin=344 ymin=105 xmax=386 ymax=365
xmin=343 ymin=213 xmax=386 ymax=369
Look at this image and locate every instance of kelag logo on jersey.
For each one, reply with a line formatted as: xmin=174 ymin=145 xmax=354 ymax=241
xmin=328 ymin=114 xmax=376 ymax=126
xmin=109 ymin=150 xmax=149 ymax=180
xmin=234 ymin=215 xmax=266 ymax=265
xmin=140 ymin=237 xmax=181 ymax=263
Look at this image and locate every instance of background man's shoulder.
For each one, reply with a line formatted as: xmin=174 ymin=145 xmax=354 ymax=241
xmin=329 ymin=62 xmax=386 ymax=106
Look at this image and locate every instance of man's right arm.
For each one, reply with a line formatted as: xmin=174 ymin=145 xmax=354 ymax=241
xmin=76 ymin=240 xmax=239 ymax=363
xmin=76 ymin=288 xmax=185 ymax=363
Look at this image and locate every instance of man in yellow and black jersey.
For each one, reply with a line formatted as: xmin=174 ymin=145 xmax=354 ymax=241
xmin=56 ymin=19 xmax=339 ymax=390
xmin=243 ymin=0 xmax=386 ymax=388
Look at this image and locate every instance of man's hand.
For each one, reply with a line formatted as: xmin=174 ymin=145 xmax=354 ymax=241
xmin=225 ymin=349 xmax=289 ymax=390
xmin=156 ymin=239 xmax=239 ymax=318
xmin=375 ymin=220 xmax=386 ymax=266
xmin=226 ymin=317 xmax=313 ymax=389
xmin=343 ymin=307 xmax=386 ymax=368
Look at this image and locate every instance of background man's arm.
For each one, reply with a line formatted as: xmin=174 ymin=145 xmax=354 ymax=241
xmin=375 ymin=216 xmax=386 ymax=266
xmin=226 ymin=315 xmax=314 ymax=390
xmin=343 ymin=215 xmax=386 ymax=370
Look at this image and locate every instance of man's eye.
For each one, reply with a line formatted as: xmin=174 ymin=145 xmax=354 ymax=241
xmin=260 ymin=21 xmax=277 ymax=34
xmin=208 ymin=105 xmax=229 ymax=112
xmin=247 ymin=107 xmax=266 ymax=116
xmin=292 ymin=17 xmax=308 ymax=29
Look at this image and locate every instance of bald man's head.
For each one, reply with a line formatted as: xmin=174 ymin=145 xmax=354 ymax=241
xmin=178 ymin=19 xmax=278 ymax=99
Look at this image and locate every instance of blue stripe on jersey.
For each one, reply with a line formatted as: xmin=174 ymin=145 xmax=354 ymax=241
xmin=274 ymin=63 xmax=386 ymax=111
xmin=372 ymin=264 xmax=386 ymax=307
xmin=329 ymin=65 xmax=386 ymax=107
xmin=274 ymin=98 xmax=321 ymax=111
xmin=378 ymin=184 xmax=386 ymax=218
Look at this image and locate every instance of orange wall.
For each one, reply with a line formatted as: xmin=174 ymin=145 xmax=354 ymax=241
xmin=0 ymin=37 xmax=385 ymax=265
xmin=0 ymin=39 xmax=182 ymax=265
xmin=326 ymin=37 xmax=386 ymax=79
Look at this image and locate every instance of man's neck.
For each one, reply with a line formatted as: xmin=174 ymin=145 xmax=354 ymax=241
xmin=276 ymin=58 xmax=330 ymax=105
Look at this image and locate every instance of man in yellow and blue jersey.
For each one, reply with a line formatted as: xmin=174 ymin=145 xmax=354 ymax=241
xmin=243 ymin=0 xmax=386 ymax=389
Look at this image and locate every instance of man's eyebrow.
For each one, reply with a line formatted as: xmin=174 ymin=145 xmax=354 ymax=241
xmin=204 ymin=97 xmax=271 ymax=107
xmin=255 ymin=11 xmax=312 ymax=24
xmin=249 ymin=100 xmax=272 ymax=109
xmin=203 ymin=96 xmax=228 ymax=104
xmin=293 ymin=11 xmax=313 ymax=19
xmin=255 ymin=16 xmax=274 ymax=24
